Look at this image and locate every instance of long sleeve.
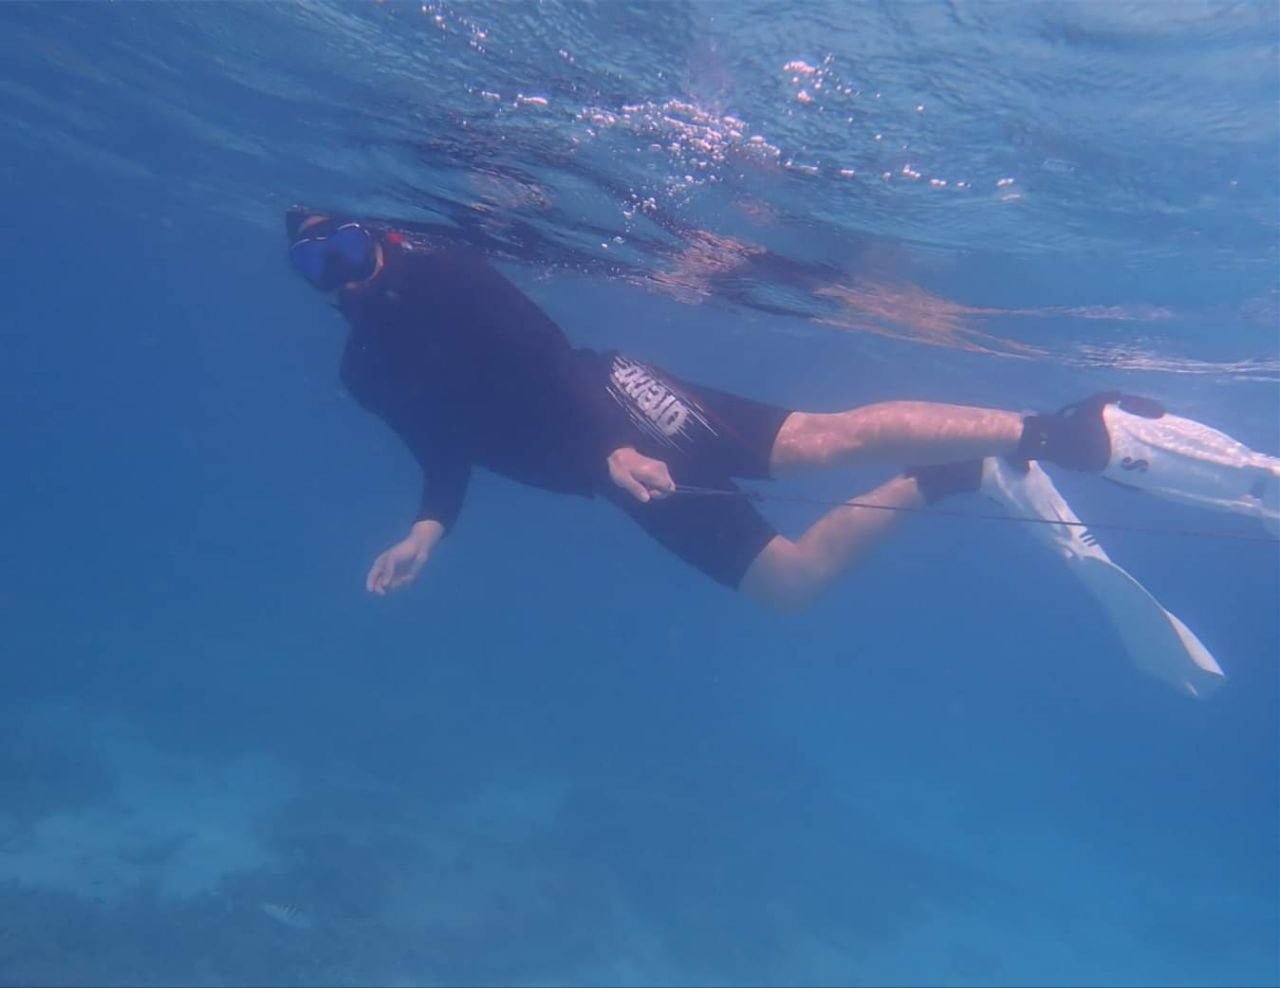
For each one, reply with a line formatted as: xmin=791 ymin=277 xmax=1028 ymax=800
xmin=412 ymin=446 xmax=471 ymax=532
xmin=376 ymin=402 xmax=473 ymax=534
xmin=340 ymin=334 xmax=472 ymax=533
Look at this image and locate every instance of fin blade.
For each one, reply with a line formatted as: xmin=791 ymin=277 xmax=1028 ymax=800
xmin=981 ymin=457 xmax=1226 ymax=698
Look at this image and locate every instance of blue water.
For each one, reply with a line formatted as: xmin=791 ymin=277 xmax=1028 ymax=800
xmin=1 ymin=2 xmax=1277 ymax=985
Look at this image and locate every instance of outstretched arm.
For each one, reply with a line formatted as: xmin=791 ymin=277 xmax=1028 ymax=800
xmin=366 ymin=444 xmax=471 ymax=596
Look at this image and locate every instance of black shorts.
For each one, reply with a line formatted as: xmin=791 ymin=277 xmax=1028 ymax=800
xmin=602 ymin=356 xmax=792 ymax=589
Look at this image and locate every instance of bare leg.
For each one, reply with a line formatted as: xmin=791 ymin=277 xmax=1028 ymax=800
xmin=741 ymin=401 xmax=1022 ymax=611
xmin=770 ymin=402 xmax=1022 ymax=472
xmin=740 ymin=474 xmax=925 ymax=612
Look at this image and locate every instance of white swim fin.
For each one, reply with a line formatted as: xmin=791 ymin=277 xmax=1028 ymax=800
xmin=981 ymin=457 xmax=1225 ymax=698
xmin=1101 ymin=404 xmax=1280 ymax=536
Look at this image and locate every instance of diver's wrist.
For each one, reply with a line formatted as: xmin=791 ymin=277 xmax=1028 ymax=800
xmin=409 ymin=519 xmax=445 ymax=546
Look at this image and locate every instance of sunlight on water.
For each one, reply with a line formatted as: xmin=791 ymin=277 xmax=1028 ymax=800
xmin=1 ymin=1 xmax=1274 ymax=372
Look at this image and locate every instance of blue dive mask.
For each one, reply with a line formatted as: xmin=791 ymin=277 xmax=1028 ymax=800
xmin=289 ymin=222 xmax=377 ymax=291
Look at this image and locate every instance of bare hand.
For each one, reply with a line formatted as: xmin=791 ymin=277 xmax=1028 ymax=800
xmin=607 ymin=447 xmax=676 ymax=503
xmin=365 ymin=531 xmax=434 ymax=595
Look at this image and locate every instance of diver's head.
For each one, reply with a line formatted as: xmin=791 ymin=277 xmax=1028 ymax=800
xmin=285 ymin=206 xmax=380 ymax=292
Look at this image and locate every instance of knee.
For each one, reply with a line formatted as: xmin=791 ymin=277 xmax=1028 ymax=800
xmin=740 ymin=539 xmax=820 ymax=615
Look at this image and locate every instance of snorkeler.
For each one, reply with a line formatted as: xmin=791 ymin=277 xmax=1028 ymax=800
xmin=285 ymin=208 xmax=1278 ymax=693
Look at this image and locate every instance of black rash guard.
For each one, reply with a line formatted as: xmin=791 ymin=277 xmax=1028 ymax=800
xmin=337 ymin=235 xmax=633 ymax=533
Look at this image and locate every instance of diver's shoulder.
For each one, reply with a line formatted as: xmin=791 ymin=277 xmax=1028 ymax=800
xmin=377 ymin=232 xmax=485 ymax=281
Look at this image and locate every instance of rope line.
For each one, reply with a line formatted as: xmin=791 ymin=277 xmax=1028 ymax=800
xmin=671 ymin=484 xmax=1280 ymax=545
